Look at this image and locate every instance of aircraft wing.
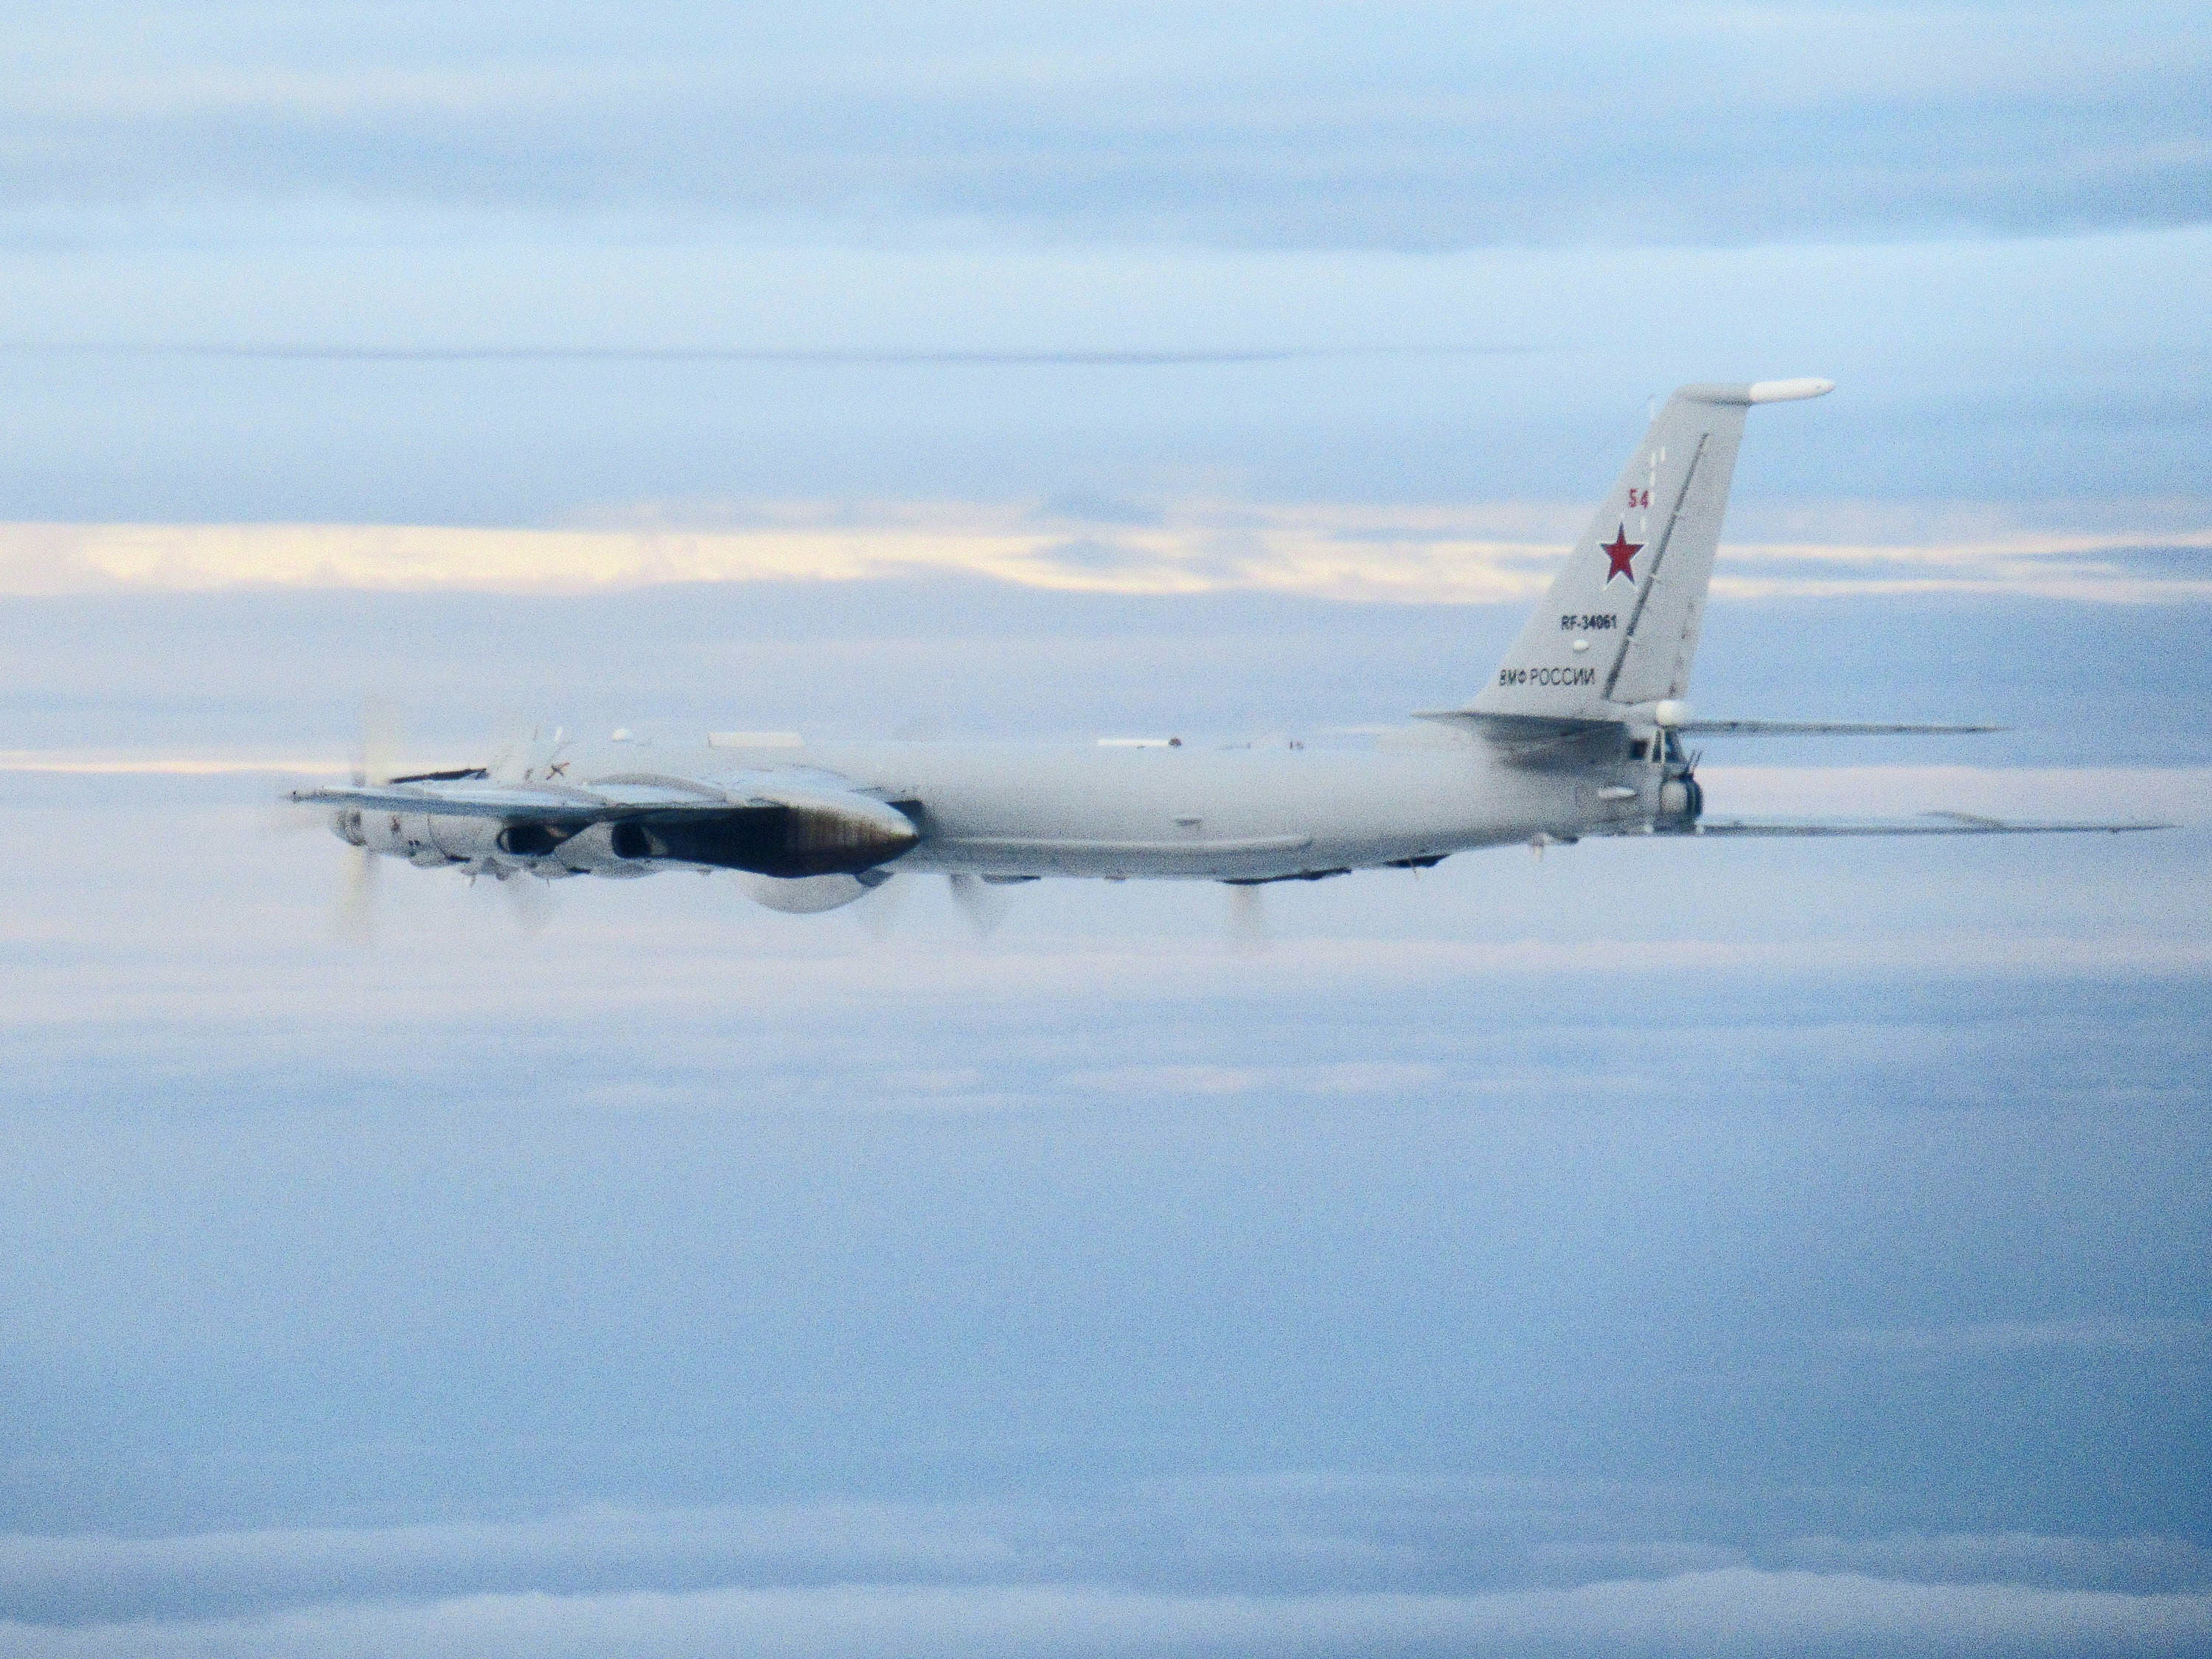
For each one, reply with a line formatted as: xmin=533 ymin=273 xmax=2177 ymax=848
xmin=1677 ymin=812 xmax=2168 ymax=837
xmin=291 ymin=765 xmax=922 ymax=878
xmin=292 ymin=779 xmax=737 ymax=823
xmin=288 ymin=765 xmax=901 ymax=825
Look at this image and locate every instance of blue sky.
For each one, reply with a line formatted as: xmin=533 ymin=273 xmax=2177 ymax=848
xmin=1 ymin=4 xmax=2210 ymax=1656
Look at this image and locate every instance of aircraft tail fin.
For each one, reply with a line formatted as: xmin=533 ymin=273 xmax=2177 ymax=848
xmin=1471 ymin=379 xmax=1831 ymax=720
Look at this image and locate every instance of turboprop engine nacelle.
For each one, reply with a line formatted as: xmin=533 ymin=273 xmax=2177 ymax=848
xmin=501 ymin=794 xmax=918 ymax=879
xmin=605 ymin=793 xmax=920 ymax=877
xmin=334 ymin=806 xmax=506 ymax=866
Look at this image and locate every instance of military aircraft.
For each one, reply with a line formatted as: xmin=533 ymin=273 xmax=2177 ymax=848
xmin=289 ymin=378 xmax=2159 ymax=923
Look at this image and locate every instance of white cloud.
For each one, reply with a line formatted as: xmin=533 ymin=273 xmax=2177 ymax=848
xmin=1060 ymin=1062 xmax=1447 ymax=1099
xmin=6 ymin=1 xmax=2209 ymax=248
xmin=4 ymin=1571 xmax=2208 ymax=1659
xmin=1 ymin=513 xmax=2206 ymax=603
xmin=0 ymin=750 xmax=331 ymax=775
xmin=1777 ymin=1533 xmax=2212 ymax=1593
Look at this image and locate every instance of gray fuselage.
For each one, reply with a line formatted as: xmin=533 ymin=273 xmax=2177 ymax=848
xmin=551 ymin=725 xmax=1663 ymax=883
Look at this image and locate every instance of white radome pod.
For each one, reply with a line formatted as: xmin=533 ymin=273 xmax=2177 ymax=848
xmin=1652 ymin=700 xmax=1693 ymax=728
xmin=737 ymin=873 xmax=878 ymax=913
xmin=1745 ymin=377 xmax=1836 ymax=403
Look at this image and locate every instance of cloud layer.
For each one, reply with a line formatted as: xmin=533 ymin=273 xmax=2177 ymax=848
xmin=4 ymin=512 xmax=2207 ymax=603
xmin=7 ymin=2 xmax=2211 ymax=248
xmin=5 ymin=758 xmax=2207 ymax=1655
xmin=7 ymin=1573 xmax=2211 ymax=1659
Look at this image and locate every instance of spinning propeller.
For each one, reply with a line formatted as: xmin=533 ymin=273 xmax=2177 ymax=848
xmin=330 ymin=695 xmax=403 ymax=943
xmin=305 ymin=699 xmax=560 ymax=942
xmin=1225 ymin=883 xmax=1272 ymax=951
xmin=945 ymin=873 xmax=1016 ymax=939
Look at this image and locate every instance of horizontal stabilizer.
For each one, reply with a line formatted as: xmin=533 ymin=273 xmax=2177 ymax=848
xmin=1677 ymin=719 xmax=2004 ymax=737
xmin=1677 ymin=813 xmax=2167 ymax=837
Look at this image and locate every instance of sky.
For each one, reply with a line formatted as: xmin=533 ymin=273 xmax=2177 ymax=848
xmin=2 ymin=4 xmax=2211 ymax=1656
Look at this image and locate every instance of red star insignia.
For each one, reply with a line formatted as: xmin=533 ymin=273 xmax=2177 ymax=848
xmin=1600 ymin=524 xmax=1642 ymax=582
